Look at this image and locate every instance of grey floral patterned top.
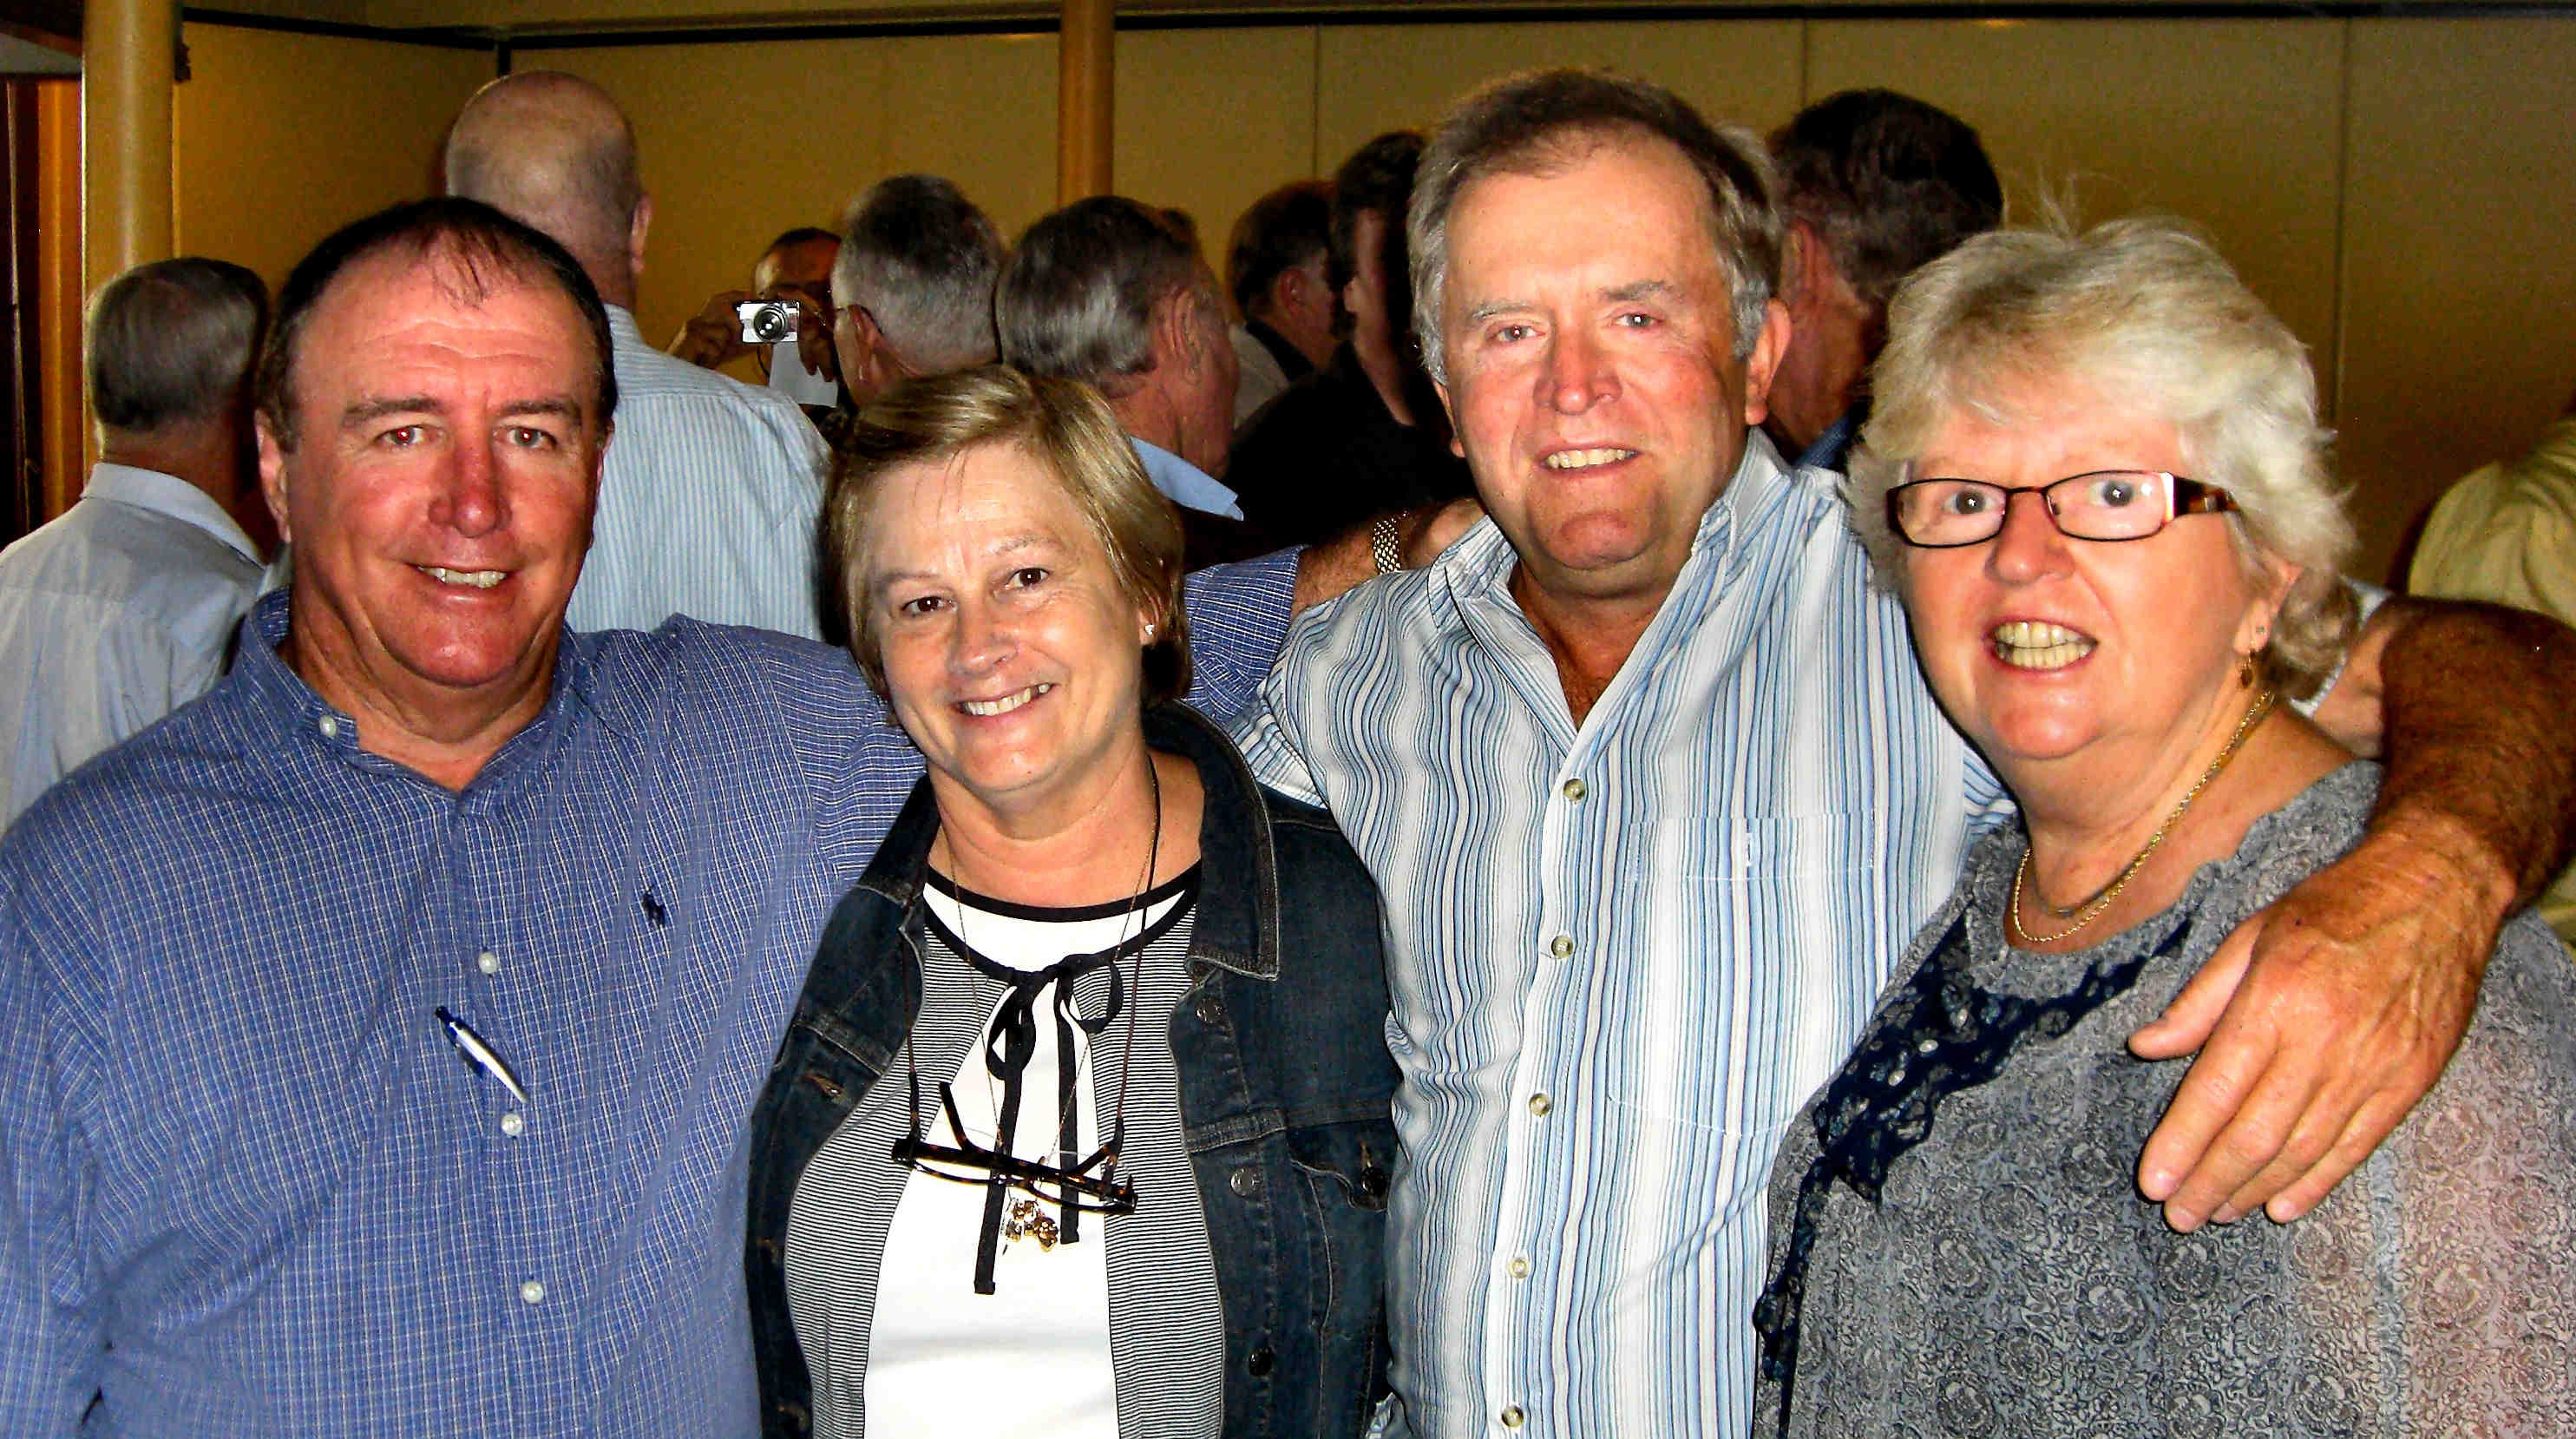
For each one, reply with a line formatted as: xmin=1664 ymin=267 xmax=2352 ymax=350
xmin=1752 ymin=763 xmax=2576 ymax=1436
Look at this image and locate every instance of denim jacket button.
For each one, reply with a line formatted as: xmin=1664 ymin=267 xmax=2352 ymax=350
xmin=1194 ymin=994 xmax=1225 ymax=1025
xmin=1229 ymin=1166 xmax=1263 ymax=1198
xmin=1248 ymin=1345 xmax=1275 ymax=1377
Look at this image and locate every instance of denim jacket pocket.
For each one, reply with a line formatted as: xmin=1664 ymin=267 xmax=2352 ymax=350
xmin=1284 ymin=1115 xmax=1398 ymax=1339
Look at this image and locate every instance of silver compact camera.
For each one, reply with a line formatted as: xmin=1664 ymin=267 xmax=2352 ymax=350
xmin=737 ymin=299 xmax=799 ymax=345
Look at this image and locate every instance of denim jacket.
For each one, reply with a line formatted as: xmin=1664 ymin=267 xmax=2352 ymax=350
xmin=744 ymin=703 xmax=1399 ymax=1438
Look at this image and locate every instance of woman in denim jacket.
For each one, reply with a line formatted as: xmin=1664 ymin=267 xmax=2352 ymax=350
xmin=744 ymin=367 xmax=1399 ymax=1439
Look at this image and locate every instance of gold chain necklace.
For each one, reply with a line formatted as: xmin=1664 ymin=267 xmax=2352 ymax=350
xmin=2009 ymin=686 xmax=2277 ymax=946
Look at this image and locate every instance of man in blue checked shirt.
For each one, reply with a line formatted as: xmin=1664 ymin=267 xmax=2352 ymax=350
xmin=1236 ymin=69 xmax=2576 ymax=1437
xmin=0 ymin=198 xmax=1406 ymax=1437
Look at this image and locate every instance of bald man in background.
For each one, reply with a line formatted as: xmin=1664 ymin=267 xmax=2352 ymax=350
xmin=445 ymin=71 xmax=830 ymax=639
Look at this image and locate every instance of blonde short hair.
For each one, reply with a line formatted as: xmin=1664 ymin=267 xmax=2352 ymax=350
xmin=823 ymin=365 xmax=1190 ymax=703
xmin=1849 ymin=217 xmax=2356 ymax=694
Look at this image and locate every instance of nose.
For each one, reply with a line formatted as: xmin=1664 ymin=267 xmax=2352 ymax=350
xmin=1985 ymin=487 xmax=2072 ymax=584
xmin=1544 ymin=323 xmax=1616 ymax=414
xmin=947 ymin=595 xmax=1015 ymax=676
xmin=429 ymin=437 xmax=505 ymax=539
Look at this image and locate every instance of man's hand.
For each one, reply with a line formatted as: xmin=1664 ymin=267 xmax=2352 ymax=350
xmin=1289 ymin=496 xmax=1485 ymax=614
xmin=2132 ymin=798 xmax=2509 ymax=1232
xmin=667 ymin=289 xmax=755 ymax=370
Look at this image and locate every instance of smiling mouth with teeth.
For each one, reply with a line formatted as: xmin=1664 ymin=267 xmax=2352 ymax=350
xmin=424 ymin=566 xmax=507 ymax=589
xmin=1543 ymin=447 xmax=1637 ymax=470
xmin=958 ymin=682 xmax=1052 ymax=717
xmin=1990 ymin=619 xmax=2096 ymax=670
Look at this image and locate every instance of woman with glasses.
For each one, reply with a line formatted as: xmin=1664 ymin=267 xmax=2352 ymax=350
xmin=1750 ymin=220 xmax=2576 ymax=1436
xmin=744 ymin=366 xmax=1398 ymax=1439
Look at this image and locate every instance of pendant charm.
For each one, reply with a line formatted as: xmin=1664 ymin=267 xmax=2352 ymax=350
xmin=1004 ymin=1198 xmax=1060 ymax=1252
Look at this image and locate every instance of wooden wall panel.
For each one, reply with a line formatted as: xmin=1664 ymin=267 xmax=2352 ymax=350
xmin=1114 ymin=25 xmax=1320 ymax=262
xmin=2338 ymin=17 xmax=2576 ymax=582
xmin=172 ymin=24 xmax=489 ymax=292
xmin=1314 ymin=20 xmax=1802 ymax=173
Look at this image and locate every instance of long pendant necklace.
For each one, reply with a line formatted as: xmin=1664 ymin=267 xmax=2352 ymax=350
xmin=2009 ymin=686 xmax=2276 ymax=946
xmin=934 ymin=759 xmax=1160 ymax=1264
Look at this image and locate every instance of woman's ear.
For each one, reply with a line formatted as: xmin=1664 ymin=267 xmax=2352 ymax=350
xmin=2238 ymin=556 xmax=2302 ymax=655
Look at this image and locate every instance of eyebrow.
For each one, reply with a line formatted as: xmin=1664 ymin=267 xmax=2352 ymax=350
xmin=868 ymin=533 xmax=1059 ymax=590
xmin=1604 ymin=279 xmax=1677 ymax=305
xmin=1459 ymin=278 xmax=1679 ymax=330
xmin=338 ymin=395 xmax=586 ymax=430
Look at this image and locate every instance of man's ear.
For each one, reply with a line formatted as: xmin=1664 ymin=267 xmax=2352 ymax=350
xmin=256 ymin=413 xmax=294 ymax=546
xmin=1739 ymin=299 xmax=1795 ymax=427
xmin=1153 ymin=291 xmax=1202 ymax=375
xmin=626 ymin=194 xmax=654 ymax=286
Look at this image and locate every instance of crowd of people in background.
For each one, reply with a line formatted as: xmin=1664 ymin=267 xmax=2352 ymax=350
xmin=1 ymin=55 xmax=2573 ymax=1439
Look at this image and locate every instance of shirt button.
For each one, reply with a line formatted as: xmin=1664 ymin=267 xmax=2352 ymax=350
xmin=519 ymin=1280 xmax=545 ymax=1305
xmin=1508 ymin=1255 xmax=1531 ymax=1278
xmin=1561 ymin=778 xmax=1587 ymax=802
xmin=477 ymin=950 xmax=502 ymax=976
xmin=318 ymin=715 xmax=339 ymax=740
xmin=1547 ymin=934 xmax=1573 ymax=958
xmin=1527 ymin=1093 xmax=1552 ymax=1117
xmin=499 ymin=1111 xmax=525 ymax=1138
xmin=1499 ymin=1405 xmax=1526 ymax=1429
xmin=1229 ymin=1166 xmax=1263 ymax=1198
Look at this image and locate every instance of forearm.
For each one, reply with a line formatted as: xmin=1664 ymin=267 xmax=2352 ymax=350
xmin=2372 ymin=597 xmax=2576 ymax=910
xmin=1290 ymin=497 xmax=1482 ymax=614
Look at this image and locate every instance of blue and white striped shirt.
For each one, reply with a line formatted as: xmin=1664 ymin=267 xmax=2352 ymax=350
xmin=1237 ymin=435 xmax=2009 ymax=1437
xmin=567 ymin=306 xmax=833 ymax=639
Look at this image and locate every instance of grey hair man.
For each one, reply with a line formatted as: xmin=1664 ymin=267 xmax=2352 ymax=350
xmin=829 ymin=173 xmax=1006 ymax=410
xmin=0 ymin=258 xmax=270 ymax=825
xmin=1222 ymin=178 xmax=1336 ymax=424
xmin=1764 ymin=88 xmax=2002 ymax=470
xmin=444 ymin=69 xmax=831 ymax=638
xmin=1237 ymin=66 xmax=2576 ymax=1436
xmin=998 ymin=195 xmax=1244 ymax=529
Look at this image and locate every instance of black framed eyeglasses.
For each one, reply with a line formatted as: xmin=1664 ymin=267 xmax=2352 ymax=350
xmin=890 ymin=1080 xmax=1139 ymax=1215
xmin=1885 ymin=470 xmax=2238 ymax=549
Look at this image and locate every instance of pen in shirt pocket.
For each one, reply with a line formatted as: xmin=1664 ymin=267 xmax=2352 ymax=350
xmin=436 ymin=1005 xmax=530 ymax=1107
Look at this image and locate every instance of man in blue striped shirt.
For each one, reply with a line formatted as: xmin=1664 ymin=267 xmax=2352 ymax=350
xmin=0 ymin=198 xmax=1400 ymax=1436
xmin=1239 ymin=69 xmax=2576 ymax=1437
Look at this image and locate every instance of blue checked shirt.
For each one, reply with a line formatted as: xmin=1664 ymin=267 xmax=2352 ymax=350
xmin=1237 ymin=435 xmax=2012 ymax=1437
xmin=0 ymin=555 xmax=1292 ymax=1438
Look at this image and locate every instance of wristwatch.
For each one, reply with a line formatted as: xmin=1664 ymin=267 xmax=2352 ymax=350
xmin=1370 ymin=514 xmax=1406 ymax=575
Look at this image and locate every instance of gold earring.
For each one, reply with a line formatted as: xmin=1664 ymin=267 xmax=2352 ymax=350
xmin=2238 ymin=651 xmax=2257 ymax=687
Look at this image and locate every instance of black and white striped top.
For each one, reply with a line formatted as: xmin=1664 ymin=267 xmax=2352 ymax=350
xmin=783 ymin=867 xmax=1226 ymax=1438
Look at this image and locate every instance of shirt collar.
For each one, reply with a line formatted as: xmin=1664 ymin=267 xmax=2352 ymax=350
xmin=85 ymin=463 xmax=262 ymax=567
xmin=233 ymin=588 xmax=611 ymax=798
xmin=603 ymin=303 xmax=645 ymax=350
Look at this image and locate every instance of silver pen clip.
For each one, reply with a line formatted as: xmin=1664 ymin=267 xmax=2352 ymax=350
xmin=435 ymin=1005 xmax=530 ymax=1107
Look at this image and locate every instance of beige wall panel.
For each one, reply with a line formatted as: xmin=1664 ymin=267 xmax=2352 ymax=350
xmin=173 ymin=25 xmax=489 ymax=292
xmin=1808 ymin=21 xmax=2343 ymax=426
xmin=874 ymin=34 xmax=1058 ymax=243
xmin=2339 ymin=18 xmax=2576 ymax=584
xmin=541 ymin=41 xmax=889 ymax=358
xmin=1314 ymin=21 xmax=1802 ymax=168
xmin=1115 ymin=26 xmax=1319 ymax=264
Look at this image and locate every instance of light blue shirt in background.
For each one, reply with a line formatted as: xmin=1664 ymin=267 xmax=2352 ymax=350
xmin=1130 ymin=436 xmax=1245 ymax=520
xmin=1236 ymin=435 xmax=2010 ymax=1437
xmin=0 ymin=462 xmax=264 ymax=827
xmin=567 ymin=306 xmax=831 ymax=639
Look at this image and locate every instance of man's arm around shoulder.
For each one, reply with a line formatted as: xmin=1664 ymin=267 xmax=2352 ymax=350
xmin=2133 ymin=595 xmax=2576 ymax=1229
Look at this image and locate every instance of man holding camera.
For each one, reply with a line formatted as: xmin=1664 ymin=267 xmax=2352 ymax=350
xmin=445 ymin=72 xmax=831 ymax=639
xmin=664 ymin=226 xmax=843 ymax=419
